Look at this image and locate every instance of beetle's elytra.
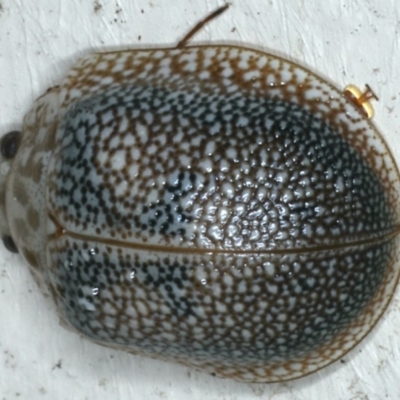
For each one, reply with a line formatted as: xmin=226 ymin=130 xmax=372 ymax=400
xmin=0 ymin=5 xmax=399 ymax=383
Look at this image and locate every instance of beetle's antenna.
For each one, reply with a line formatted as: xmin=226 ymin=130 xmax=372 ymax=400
xmin=177 ymin=4 xmax=230 ymax=48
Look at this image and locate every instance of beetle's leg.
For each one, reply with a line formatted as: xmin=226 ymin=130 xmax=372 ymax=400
xmin=343 ymin=84 xmax=379 ymax=119
xmin=177 ymin=4 xmax=230 ymax=48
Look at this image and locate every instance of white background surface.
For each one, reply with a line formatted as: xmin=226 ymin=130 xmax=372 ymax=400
xmin=1 ymin=0 xmax=400 ymax=399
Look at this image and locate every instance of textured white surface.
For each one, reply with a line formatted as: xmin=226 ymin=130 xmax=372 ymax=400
xmin=0 ymin=0 xmax=400 ymax=399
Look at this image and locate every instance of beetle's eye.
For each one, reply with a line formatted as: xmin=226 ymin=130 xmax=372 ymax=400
xmin=1 ymin=131 xmax=21 ymax=159
xmin=2 ymin=235 xmax=18 ymax=253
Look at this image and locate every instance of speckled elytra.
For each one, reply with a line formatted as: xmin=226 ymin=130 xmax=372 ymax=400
xmin=0 ymin=5 xmax=399 ymax=383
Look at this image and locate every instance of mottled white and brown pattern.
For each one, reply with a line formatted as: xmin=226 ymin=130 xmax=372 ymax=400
xmin=1 ymin=44 xmax=400 ymax=382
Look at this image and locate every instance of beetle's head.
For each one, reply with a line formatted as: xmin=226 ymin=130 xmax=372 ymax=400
xmin=0 ymin=88 xmax=60 ymax=296
xmin=0 ymin=130 xmax=21 ymax=253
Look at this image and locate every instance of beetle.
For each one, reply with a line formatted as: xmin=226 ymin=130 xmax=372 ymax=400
xmin=0 ymin=5 xmax=399 ymax=383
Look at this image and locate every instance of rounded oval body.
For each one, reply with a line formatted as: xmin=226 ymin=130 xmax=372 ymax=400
xmin=1 ymin=44 xmax=400 ymax=383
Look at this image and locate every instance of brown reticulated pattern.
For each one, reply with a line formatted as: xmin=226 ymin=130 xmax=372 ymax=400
xmin=49 ymin=82 xmax=394 ymax=251
xmin=48 ymin=234 xmax=399 ymax=382
xmin=39 ymin=45 xmax=400 ymax=381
